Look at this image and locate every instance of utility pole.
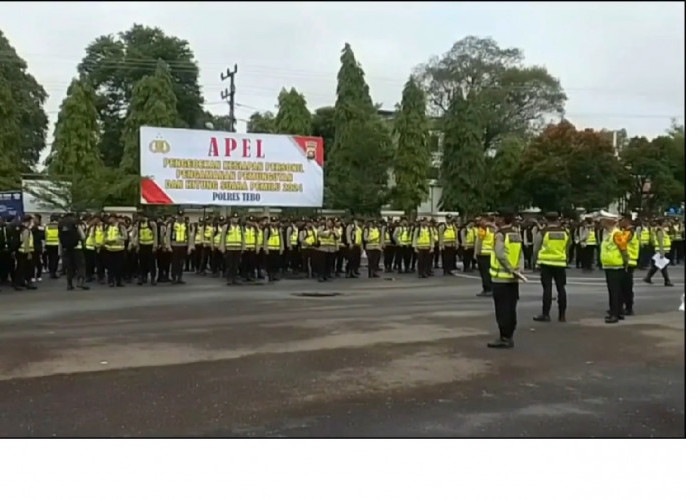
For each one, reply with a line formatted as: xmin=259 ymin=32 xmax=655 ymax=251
xmin=220 ymin=64 xmax=238 ymax=133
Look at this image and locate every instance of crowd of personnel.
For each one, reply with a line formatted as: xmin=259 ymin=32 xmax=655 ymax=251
xmin=0 ymin=210 xmax=685 ymax=293
xmin=0 ymin=209 xmax=684 ymax=348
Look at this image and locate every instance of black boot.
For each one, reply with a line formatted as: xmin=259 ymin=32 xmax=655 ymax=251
xmin=487 ymin=337 xmax=514 ymax=349
xmin=533 ymin=314 xmax=550 ymax=322
xmin=558 ymin=311 xmax=566 ymax=322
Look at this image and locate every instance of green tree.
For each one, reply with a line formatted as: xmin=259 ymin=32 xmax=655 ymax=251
xmin=201 ymin=111 xmax=234 ymax=132
xmin=485 ymin=136 xmax=529 ymax=210
xmin=246 ymin=111 xmax=276 ymax=133
xmin=414 ymin=36 xmax=566 ymax=151
xmin=329 ymin=117 xmax=393 ymax=215
xmin=274 ymin=87 xmax=312 ymax=135
xmin=311 ymin=106 xmax=335 ymax=157
xmin=0 ymin=30 xmax=49 ymax=176
xmin=518 ymin=121 xmax=623 ymax=212
xmin=0 ymin=74 xmax=22 ymax=190
xmin=37 ymin=77 xmax=115 ymax=211
xmin=439 ymin=91 xmax=486 ymax=216
xmin=78 ymin=24 xmax=205 ymax=169
xmin=665 ymin=120 xmax=685 ymax=200
xmin=391 ymin=76 xmax=431 ymax=214
xmin=120 ymin=61 xmax=179 ymax=204
xmin=333 ymin=43 xmax=375 ymax=139
xmin=620 ymin=136 xmax=682 ymax=214
xmin=327 ymin=43 xmax=393 ymax=213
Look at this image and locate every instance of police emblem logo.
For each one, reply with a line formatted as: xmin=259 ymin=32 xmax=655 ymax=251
xmin=149 ymin=136 xmax=171 ymax=154
xmin=305 ymin=141 xmax=317 ymax=160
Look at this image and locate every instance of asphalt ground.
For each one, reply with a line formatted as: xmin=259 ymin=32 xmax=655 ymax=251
xmin=0 ymin=265 xmax=685 ymax=437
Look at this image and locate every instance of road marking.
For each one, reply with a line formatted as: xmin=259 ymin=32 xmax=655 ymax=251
xmin=453 ymin=272 xmax=684 ymax=287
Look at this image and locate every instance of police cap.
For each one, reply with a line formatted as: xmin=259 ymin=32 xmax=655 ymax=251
xmin=177 ymin=209 xmax=184 ymax=216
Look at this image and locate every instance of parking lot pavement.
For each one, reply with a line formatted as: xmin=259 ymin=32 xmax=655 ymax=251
xmin=0 ymin=265 xmax=685 ymax=437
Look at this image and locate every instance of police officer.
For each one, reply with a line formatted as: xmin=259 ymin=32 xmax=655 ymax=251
xmin=59 ymin=212 xmax=89 ymax=291
xmin=44 ymin=214 xmax=61 ymax=279
xmin=474 ymin=216 xmax=495 ymax=297
xmin=263 ymin=217 xmax=284 ymax=282
xmin=412 ymin=218 xmax=433 ymax=278
xmin=132 ymin=213 xmax=158 ymax=286
xmin=165 ymin=210 xmax=192 ymax=284
xmin=600 ymin=216 xmax=628 ymax=323
xmin=620 ymin=215 xmax=639 ymax=316
xmin=532 ymin=212 xmax=569 ymax=323
xmin=487 ymin=209 xmax=524 ymax=349
xmin=643 ymin=219 xmax=673 ymax=287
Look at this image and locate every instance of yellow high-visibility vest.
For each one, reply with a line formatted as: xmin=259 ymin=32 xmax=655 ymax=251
xmin=139 ymin=222 xmax=155 ymax=245
xmin=480 ymin=228 xmax=494 ymax=255
xmin=601 ymin=229 xmax=624 ymax=268
xmin=45 ymin=224 xmax=59 ymax=246
xmin=172 ymin=222 xmax=187 ymax=243
xmin=267 ymin=228 xmax=281 ymax=250
xmin=489 ymin=232 xmax=522 ymax=280
xmin=225 ymin=226 xmax=242 ymax=246
xmin=443 ymin=225 xmax=456 ymax=243
xmin=416 ymin=228 xmax=432 ymax=249
xmin=536 ymin=230 xmax=568 ymax=267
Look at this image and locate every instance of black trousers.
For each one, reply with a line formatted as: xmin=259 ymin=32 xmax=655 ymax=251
xmin=492 ymin=282 xmax=519 ymax=340
xmin=581 ymin=245 xmax=595 ymax=270
xmin=302 ymin=248 xmax=315 ymax=277
xmin=417 ymin=249 xmax=431 ymax=277
xmin=171 ymin=246 xmax=187 ymax=281
xmin=62 ymin=248 xmax=86 ymax=284
xmin=463 ymin=247 xmax=475 ymax=271
xmin=366 ymin=248 xmax=381 ymax=276
xmin=605 ymin=268 xmax=624 ymax=318
xmin=670 ymin=240 xmax=684 ymax=264
xmin=347 ymin=246 xmax=361 ymax=275
xmin=199 ymin=246 xmax=211 ymax=273
xmin=14 ymin=252 xmax=33 ymax=286
xmin=334 ymin=248 xmax=345 ymax=274
xmin=477 ymin=254 xmax=492 ymax=293
xmin=157 ymin=249 xmax=171 ymax=281
xmin=540 ymin=265 xmax=567 ymax=316
xmin=383 ymin=245 xmax=396 ymax=271
xmin=639 ymin=244 xmax=653 ymax=269
xmin=0 ymin=250 xmax=11 ymax=283
xmin=193 ymin=245 xmax=202 ymax=271
xmin=224 ymin=250 xmax=242 ymax=283
xmin=45 ymin=245 xmax=60 ymax=276
xmin=645 ymin=253 xmax=671 ymax=283
xmin=312 ymin=250 xmax=333 ymax=280
xmin=433 ymin=244 xmax=440 ymax=267
xmin=266 ymin=249 xmax=281 ymax=279
xmin=622 ymin=266 xmax=635 ymax=312
xmin=105 ymin=250 xmax=124 ymax=285
xmin=242 ymin=250 xmax=256 ymax=279
xmin=399 ymin=246 xmax=412 ymax=272
xmin=523 ymin=245 xmax=533 ymax=269
xmin=32 ymin=250 xmax=42 ymax=279
xmin=211 ymin=249 xmax=223 ymax=275
xmin=442 ymin=246 xmax=457 ymax=274
xmin=138 ymin=245 xmax=156 ymax=281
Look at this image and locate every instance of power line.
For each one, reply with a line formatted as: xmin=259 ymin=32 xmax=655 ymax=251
xmin=0 ymin=52 xmax=681 ymax=99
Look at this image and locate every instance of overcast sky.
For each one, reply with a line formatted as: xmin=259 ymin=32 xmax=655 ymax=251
xmin=0 ymin=1 xmax=685 ymax=158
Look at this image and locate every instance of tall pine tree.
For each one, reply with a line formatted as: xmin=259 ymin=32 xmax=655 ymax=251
xmin=328 ymin=44 xmax=393 ymax=214
xmin=392 ymin=76 xmax=431 ymax=214
xmin=439 ymin=91 xmax=486 ymax=216
xmin=41 ymin=77 xmax=107 ymax=211
xmin=274 ymin=87 xmax=312 ymax=135
xmin=120 ymin=60 xmax=178 ymax=204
